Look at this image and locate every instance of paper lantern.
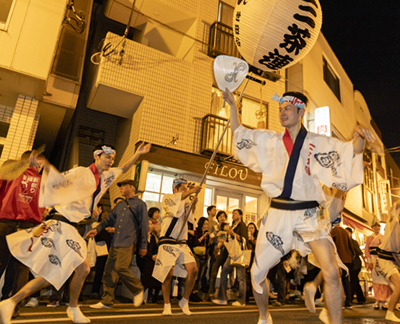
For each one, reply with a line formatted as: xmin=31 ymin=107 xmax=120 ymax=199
xmin=213 ymin=55 xmax=249 ymax=92
xmin=233 ymin=0 xmax=322 ymax=71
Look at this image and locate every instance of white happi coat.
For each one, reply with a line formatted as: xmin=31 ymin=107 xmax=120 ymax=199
xmin=375 ymin=204 xmax=400 ymax=284
xmin=7 ymin=166 xmax=122 ymax=289
xmin=233 ymin=126 xmax=363 ymax=293
xmin=152 ymin=192 xmax=196 ymax=282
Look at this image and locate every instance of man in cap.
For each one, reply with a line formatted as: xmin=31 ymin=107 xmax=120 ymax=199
xmin=152 ymin=178 xmax=202 ymax=316
xmin=223 ymin=89 xmax=374 ymax=324
xmin=88 ymin=179 xmax=148 ymax=309
xmin=0 ymin=142 xmax=150 ymax=324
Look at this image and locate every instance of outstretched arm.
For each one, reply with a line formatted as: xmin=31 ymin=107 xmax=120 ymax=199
xmin=29 ymin=151 xmax=54 ymax=175
xmin=353 ymin=125 xmax=375 ymax=154
xmin=119 ymin=142 xmax=151 ymax=173
xmin=222 ymin=88 xmax=242 ymax=133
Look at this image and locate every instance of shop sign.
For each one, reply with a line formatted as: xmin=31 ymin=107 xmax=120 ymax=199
xmin=379 ymin=180 xmax=390 ymax=214
xmin=315 ymin=106 xmax=331 ymax=136
xmin=204 ymin=162 xmax=249 ymax=181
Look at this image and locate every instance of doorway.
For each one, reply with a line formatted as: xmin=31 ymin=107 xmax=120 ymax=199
xmin=215 ymin=189 xmax=242 ymax=224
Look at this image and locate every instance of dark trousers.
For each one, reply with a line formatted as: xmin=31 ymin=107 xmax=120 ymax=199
xmin=0 ymin=220 xmax=35 ymax=309
xmin=342 ymin=263 xmax=353 ymax=306
xmin=208 ymin=248 xmax=228 ymax=295
xmin=268 ymin=261 xmax=287 ymax=304
xmin=350 ymin=267 xmax=365 ymax=303
xmin=218 ymin=257 xmax=246 ymax=304
xmin=91 ymin=255 xmax=108 ymax=294
xmin=194 ymin=254 xmax=208 ymax=292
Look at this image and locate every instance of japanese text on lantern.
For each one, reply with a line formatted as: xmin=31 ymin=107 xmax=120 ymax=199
xmin=232 ymin=0 xmax=317 ymax=71
xmin=259 ymin=0 xmax=318 ymax=70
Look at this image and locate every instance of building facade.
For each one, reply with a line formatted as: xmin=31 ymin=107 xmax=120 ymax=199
xmin=0 ymin=0 xmax=93 ymax=164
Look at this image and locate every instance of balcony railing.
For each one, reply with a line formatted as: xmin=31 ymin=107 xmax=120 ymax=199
xmin=201 ymin=114 xmax=233 ymax=157
xmin=207 ymin=22 xmax=281 ymax=82
xmin=208 ymin=21 xmax=241 ymax=58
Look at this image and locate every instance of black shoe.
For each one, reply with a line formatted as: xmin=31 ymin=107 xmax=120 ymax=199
xmin=272 ymin=301 xmax=284 ymax=307
xmin=189 ymin=294 xmax=203 ymax=303
xmin=90 ymin=293 xmax=100 ymax=299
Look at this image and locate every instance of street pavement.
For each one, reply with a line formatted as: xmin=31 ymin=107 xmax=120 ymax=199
xmin=11 ymin=298 xmax=397 ymax=324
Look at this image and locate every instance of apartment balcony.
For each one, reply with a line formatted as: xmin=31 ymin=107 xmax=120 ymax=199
xmin=207 ymin=21 xmax=241 ymax=59
xmin=201 ymin=114 xmax=233 ymax=158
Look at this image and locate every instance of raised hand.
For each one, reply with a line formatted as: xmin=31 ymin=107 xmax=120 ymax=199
xmin=136 ymin=142 xmax=152 ymax=155
xmin=222 ymin=88 xmax=237 ymax=108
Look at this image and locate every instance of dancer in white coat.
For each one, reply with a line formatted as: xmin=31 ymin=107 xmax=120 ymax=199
xmin=223 ymin=88 xmax=373 ymax=324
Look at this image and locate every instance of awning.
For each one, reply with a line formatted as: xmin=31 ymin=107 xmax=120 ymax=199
xmin=342 ymin=213 xmax=372 ymax=235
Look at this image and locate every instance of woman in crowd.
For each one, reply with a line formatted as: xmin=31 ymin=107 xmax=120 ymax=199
xmin=148 ymin=207 xmax=160 ymax=225
xmin=247 ymin=222 xmax=258 ymax=253
xmin=365 ymin=222 xmax=392 ymax=309
xmin=192 ymin=217 xmax=210 ymax=298
xmin=246 ymin=222 xmax=258 ymax=303
xmin=208 ymin=211 xmax=228 ymax=300
xmin=212 ymin=209 xmax=248 ymax=306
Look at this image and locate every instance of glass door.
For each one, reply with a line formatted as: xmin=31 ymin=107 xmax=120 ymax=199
xmin=215 ymin=189 xmax=242 ymax=224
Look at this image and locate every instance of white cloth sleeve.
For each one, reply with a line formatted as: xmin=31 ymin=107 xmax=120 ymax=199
xmin=311 ymin=137 xmax=363 ymax=191
xmin=161 ymin=192 xmax=183 ymax=219
xmin=233 ymin=125 xmax=278 ymax=173
xmin=39 ymin=167 xmax=95 ymax=207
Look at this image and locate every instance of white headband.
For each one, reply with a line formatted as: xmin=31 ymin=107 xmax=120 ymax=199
xmin=93 ymin=145 xmax=116 ymax=158
xmin=173 ymin=178 xmax=187 ymax=188
xmin=271 ymin=93 xmax=306 ymax=109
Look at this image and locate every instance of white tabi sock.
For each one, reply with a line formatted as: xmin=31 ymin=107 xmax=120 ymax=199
xmin=386 ymin=310 xmax=400 ymax=322
xmin=66 ymin=306 xmax=90 ymax=323
xmin=162 ymin=303 xmax=172 ymax=316
xmin=179 ymin=297 xmax=192 ymax=315
xmin=257 ymin=313 xmax=273 ymax=324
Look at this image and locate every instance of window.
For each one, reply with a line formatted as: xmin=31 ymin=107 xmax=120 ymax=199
xmin=323 ymin=57 xmax=341 ymax=102
xmin=203 ymin=187 xmax=214 ymax=217
xmin=241 ymin=97 xmax=268 ymax=129
xmin=218 ymin=1 xmax=234 ymax=27
xmin=78 ymin=126 xmax=105 ymax=145
xmin=0 ymin=0 xmax=16 ymax=31
xmin=244 ymin=195 xmax=258 ymax=224
xmin=211 ymin=86 xmax=268 ymax=129
xmin=142 ymin=171 xmax=175 ymax=209
xmin=0 ymin=122 xmax=10 ymax=138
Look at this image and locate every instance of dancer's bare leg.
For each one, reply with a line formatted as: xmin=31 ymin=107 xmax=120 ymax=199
xmin=161 ymin=269 xmax=174 ymax=304
xmin=11 ymin=276 xmax=50 ymax=304
xmin=385 ymin=272 xmax=400 ymax=322
xmin=308 ymin=239 xmax=342 ymax=324
xmin=69 ymin=259 xmax=90 ymax=307
xmin=314 ymin=271 xmax=324 ymax=287
xmin=253 ymin=279 xmax=270 ymax=322
xmin=182 ymin=262 xmax=198 ymax=300
xmin=0 ymin=276 xmax=49 ymax=324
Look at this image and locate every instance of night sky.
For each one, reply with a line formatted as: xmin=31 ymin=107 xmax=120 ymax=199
xmin=319 ymin=1 xmax=400 ymax=165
